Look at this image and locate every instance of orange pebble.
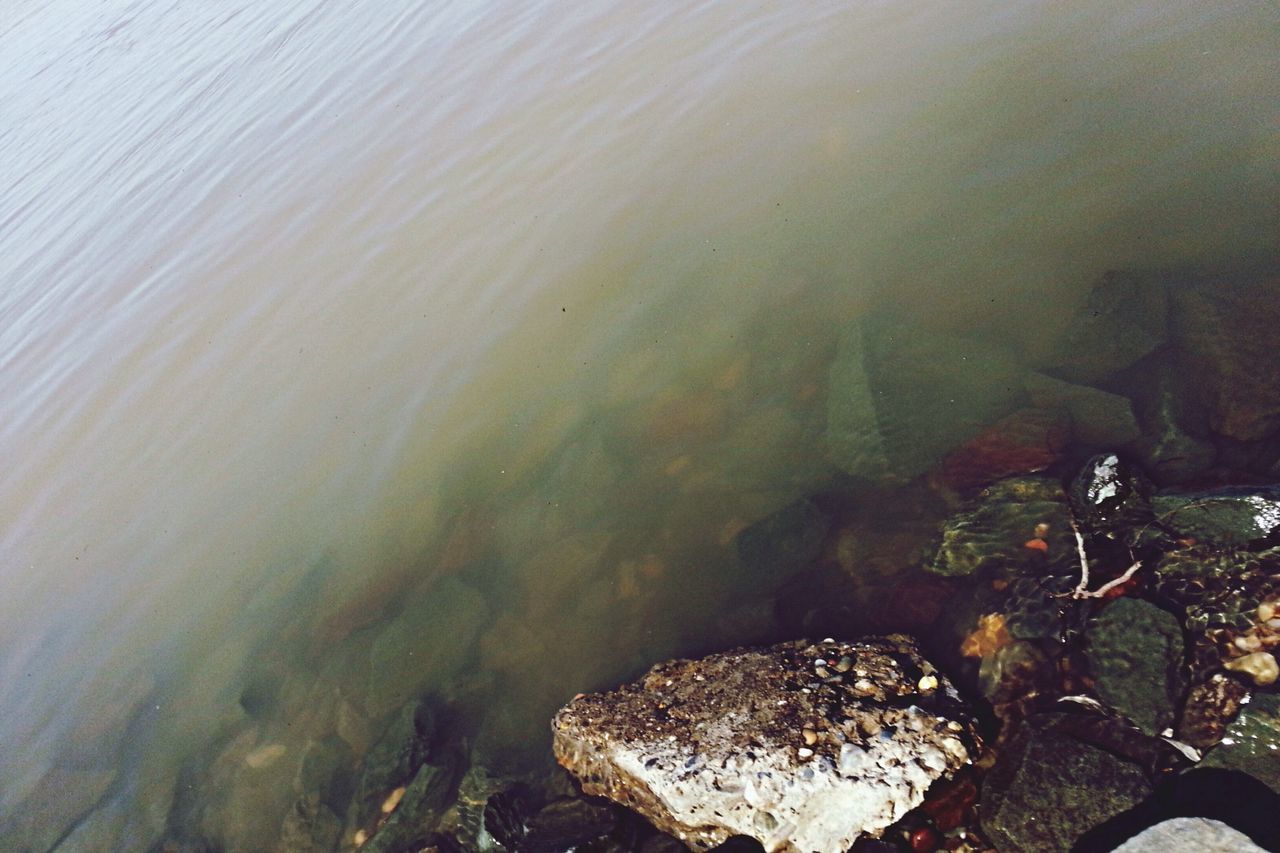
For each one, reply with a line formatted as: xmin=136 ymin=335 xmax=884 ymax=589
xmin=1023 ymin=538 xmax=1049 ymax=552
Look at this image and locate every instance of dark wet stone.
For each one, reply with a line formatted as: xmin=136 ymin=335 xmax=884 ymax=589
xmin=1152 ymin=486 xmax=1280 ymax=546
xmin=1044 ymin=270 xmax=1170 ymax=386
xmin=639 ymin=832 xmax=691 ymax=853
xmin=357 ymin=698 xmax=438 ymax=823
xmin=296 ymin=735 xmax=356 ymax=816
xmin=1176 ymin=673 xmax=1249 ymax=750
xmin=1198 ymin=693 xmax=1280 ymax=795
xmin=482 ymin=782 xmax=541 ymax=850
xmin=929 ymin=476 xmax=1074 ymax=578
xmin=1127 ymin=360 xmax=1217 ymax=485
xmin=734 ymin=497 xmax=828 ymax=580
xmin=1152 ymin=546 xmax=1280 ymax=634
xmin=978 ymin=639 xmax=1053 ymax=706
xmin=362 ymin=760 xmax=461 ymax=853
xmin=1169 ymin=270 xmax=1280 ymax=442
xmin=1084 ymin=598 xmax=1184 ymax=736
xmin=520 ymin=797 xmax=620 ymax=852
xmin=1067 ymin=453 xmax=1155 ymax=541
xmin=826 ymin=314 xmax=1026 ymax=481
xmin=981 ymin=720 xmax=1152 ymax=853
xmin=277 ymin=794 xmax=342 ymax=853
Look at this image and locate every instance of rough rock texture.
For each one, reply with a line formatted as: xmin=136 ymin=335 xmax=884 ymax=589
xmin=1110 ymin=817 xmax=1267 ymax=853
xmin=932 ymin=408 xmax=1069 ymax=493
xmin=930 ymin=476 xmax=1074 ymax=578
xmin=1025 ymin=373 xmax=1141 ymax=449
xmin=1084 ymin=598 xmax=1184 ymax=736
xmin=981 ymin=719 xmax=1152 ymax=853
xmin=826 ymin=315 xmax=1025 ymax=481
xmin=1199 ymin=693 xmax=1280 ymax=795
xmin=1170 ymin=271 xmax=1280 ymax=441
xmin=551 ymin=636 xmax=977 ymax=852
xmin=1153 ymin=486 xmax=1280 ymax=546
xmin=1045 ymin=270 xmax=1169 ymax=386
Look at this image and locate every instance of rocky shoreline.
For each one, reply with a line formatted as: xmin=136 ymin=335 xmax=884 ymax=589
xmin=36 ymin=267 xmax=1278 ymax=852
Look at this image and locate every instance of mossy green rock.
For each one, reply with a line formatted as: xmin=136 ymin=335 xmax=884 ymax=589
xmin=982 ymin=720 xmax=1152 ymax=853
xmin=1084 ymin=598 xmax=1184 ymax=736
xmin=1199 ymin=693 xmax=1280 ymax=795
xmin=930 ymin=477 xmax=1074 ymax=578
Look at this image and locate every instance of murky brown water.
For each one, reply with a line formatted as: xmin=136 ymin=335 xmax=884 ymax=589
xmin=1 ymin=0 xmax=1276 ymax=848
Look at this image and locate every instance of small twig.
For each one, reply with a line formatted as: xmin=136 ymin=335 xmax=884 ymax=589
xmin=1060 ymin=516 xmax=1142 ymax=599
xmin=1073 ymin=559 xmax=1142 ymax=599
xmin=1069 ymin=518 xmax=1091 ymax=595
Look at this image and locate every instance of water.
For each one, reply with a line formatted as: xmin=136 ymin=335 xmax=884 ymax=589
xmin=1 ymin=0 xmax=1276 ymax=848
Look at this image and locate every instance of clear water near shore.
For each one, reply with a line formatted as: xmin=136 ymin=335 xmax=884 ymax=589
xmin=1 ymin=1 xmax=1277 ymax=848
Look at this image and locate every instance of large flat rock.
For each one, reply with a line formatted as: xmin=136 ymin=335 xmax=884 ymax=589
xmin=551 ymin=636 xmax=976 ymax=852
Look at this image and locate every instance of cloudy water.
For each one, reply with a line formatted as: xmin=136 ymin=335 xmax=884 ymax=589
xmin=1 ymin=0 xmax=1276 ymax=848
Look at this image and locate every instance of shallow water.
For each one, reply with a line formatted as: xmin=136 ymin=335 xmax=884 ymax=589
xmin=1 ymin=0 xmax=1277 ymax=848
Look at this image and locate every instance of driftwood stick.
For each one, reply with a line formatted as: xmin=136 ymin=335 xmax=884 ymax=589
xmin=1061 ymin=517 xmax=1142 ymax=599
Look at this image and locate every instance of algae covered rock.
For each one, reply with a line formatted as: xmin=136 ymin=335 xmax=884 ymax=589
xmin=1199 ymin=693 xmax=1280 ymax=796
xmin=551 ymin=636 xmax=976 ymax=852
xmin=931 ymin=476 xmax=1074 ymax=578
xmin=1152 ymin=486 xmax=1280 ymax=546
xmin=1084 ymin=598 xmax=1184 ymax=736
xmin=981 ymin=718 xmax=1152 ymax=853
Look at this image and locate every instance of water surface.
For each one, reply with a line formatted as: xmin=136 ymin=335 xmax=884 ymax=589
xmin=1 ymin=0 xmax=1276 ymax=848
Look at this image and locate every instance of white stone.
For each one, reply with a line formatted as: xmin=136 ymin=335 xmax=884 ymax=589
xmin=552 ymin=636 xmax=974 ymax=852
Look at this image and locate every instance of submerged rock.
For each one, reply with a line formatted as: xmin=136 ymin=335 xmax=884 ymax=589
xmin=1199 ymin=693 xmax=1280 ymax=795
xmin=930 ymin=476 xmax=1074 ymax=578
xmin=1152 ymin=486 xmax=1280 ymax=546
xmin=734 ymin=498 xmax=829 ymax=582
xmin=1169 ymin=270 xmax=1280 ymax=442
xmin=981 ymin=718 xmax=1152 ymax=853
xmin=1024 ymin=373 xmax=1141 ymax=449
xmin=551 ymin=636 xmax=976 ymax=852
xmin=1110 ymin=817 xmax=1267 ymax=853
xmin=1084 ymin=598 xmax=1184 ymax=736
xmin=826 ymin=315 xmax=1025 ymax=482
xmin=1067 ymin=453 xmax=1155 ymax=541
xmin=1044 ymin=270 xmax=1170 ymax=386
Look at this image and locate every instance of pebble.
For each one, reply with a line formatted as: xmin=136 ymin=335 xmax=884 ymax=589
xmin=835 ymin=656 xmax=853 ymax=673
xmin=1224 ymin=651 xmax=1279 ymax=686
xmin=917 ymin=674 xmax=939 ymax=692
xmin=1234 ymin=635 xmax=1263 ymax=653
xmin=1258 ymin=601 xmax=1276 ymax=622
xmin=797 ymin=747 xmax=814 ymax=759
xmin=802 ymin=728 xmax=818 ymax=745
xmin=381 ymin=786 xmax=406 ymax=814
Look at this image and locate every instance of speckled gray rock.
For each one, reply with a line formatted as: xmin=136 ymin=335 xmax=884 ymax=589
xmin=981 ymin=719 xmax=1152 ymax=853
xmin=551 ymin=636 xmax=976 ymax=853
xmin=1110 ymin=817 xmax=1266 ymax=853
xmin=1085 ymin=598 xmax=1184 ymax=736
